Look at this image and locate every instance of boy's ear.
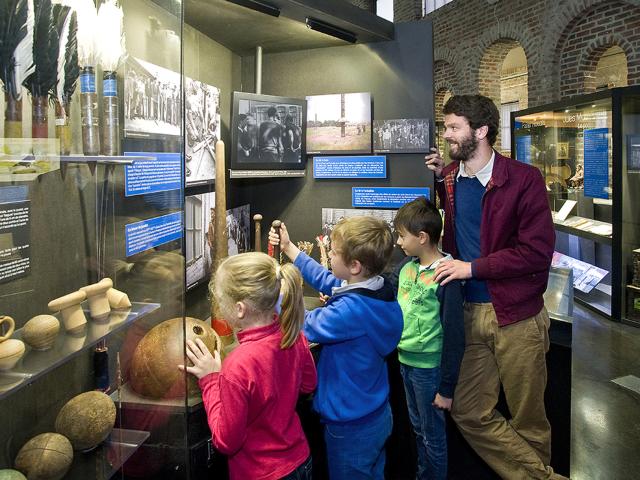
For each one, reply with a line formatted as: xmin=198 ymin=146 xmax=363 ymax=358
xmin=349 ymin=259 xmax=363 ymax=276
xmin=418 ymin=231 xmax=430 ymax=245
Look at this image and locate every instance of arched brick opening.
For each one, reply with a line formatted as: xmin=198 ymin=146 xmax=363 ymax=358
xmin=478 ymin=39 xmax=527 ymax=154
xmin=554 ymin=1 xmax=640 ymax=98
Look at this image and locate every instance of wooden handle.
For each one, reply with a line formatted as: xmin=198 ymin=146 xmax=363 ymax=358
xmin=0 ymin=316 xmax=15 ymax=342
xmin=253 ymin=214 xmax=263 ymax=252
xmin=212 ymin=140 xmax=229 ymax=327
xmin=272 ymin=220 xmax=282 ymax=264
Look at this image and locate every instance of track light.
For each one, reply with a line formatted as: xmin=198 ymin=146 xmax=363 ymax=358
xmin=305 ymin=17 xmax=357 ymax=44
xmin=226 ymin=0 xmax=280 ymax=17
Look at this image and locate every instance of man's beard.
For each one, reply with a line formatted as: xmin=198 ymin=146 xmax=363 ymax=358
xmin=448 ymin=131 xmax=478 ymax=161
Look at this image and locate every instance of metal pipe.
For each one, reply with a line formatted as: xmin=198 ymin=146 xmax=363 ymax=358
xmin=255 ymin=46 xmax=263 ymax=94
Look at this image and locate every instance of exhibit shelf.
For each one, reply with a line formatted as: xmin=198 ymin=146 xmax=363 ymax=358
xmin=553 ymin=215 xmax=613 ymax=245
xmin=105 ymin=428 xmax=151 ymax=479
xmin=0 ymin=154 xmax=156 ymax=165
xmin=0 ymin=302 xmax=160 ymax=400
xmin=111 ymin=382 xmax=205 ymax=414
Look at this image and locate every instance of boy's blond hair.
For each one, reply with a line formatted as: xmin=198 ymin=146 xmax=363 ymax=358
xmin=212 ymin=252 xmax=304 ymax=348
xmin=331 ymin=216 xmax=394 ymax=277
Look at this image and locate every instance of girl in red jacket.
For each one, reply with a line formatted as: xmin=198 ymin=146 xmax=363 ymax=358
xmin=181 ymin=252 xmax=317 ymax=480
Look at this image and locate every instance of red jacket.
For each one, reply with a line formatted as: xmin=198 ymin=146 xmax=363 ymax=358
xmin=436 ymin=151 xmax=555 ymax=326
xmin=199 ymin=321 xmax=317 ymax=480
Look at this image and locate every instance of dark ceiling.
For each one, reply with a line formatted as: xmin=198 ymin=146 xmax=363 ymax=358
xmin=184 ymin=0 xmax=394 ymax=56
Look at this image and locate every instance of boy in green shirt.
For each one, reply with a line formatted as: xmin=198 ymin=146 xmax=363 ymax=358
xmin=392 ymin=196 xmax=465 ymax=480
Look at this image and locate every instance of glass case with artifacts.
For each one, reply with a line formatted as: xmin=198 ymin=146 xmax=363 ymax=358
xmin=512 ymin=86 xmax=640 ymax=324
xmin=0 ymin=0 xmax=218 ymax=478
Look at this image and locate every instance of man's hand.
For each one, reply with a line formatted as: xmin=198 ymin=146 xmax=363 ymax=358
xmin=178 ymin=338 xmax=221 ymax=379
xmin=434 ymin=259 xmax=472 ymax=285
xmin=432 ymin=393 xmax=453 ymax=411
xmin=425 ymin=147 xmax=445 ymax=179
xmin=268 ymin=223 xmax=300 ymax=261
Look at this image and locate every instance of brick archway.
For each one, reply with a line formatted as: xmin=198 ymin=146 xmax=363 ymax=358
xmin=551 ymin=0 xmax=640 ymax=98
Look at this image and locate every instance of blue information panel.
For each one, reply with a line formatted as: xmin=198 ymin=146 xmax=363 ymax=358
xmin=516 ymin=135 xmax=532 ymax=164
xmin=125 ymin=212 xmax=183 ymax=257
xmin=583 ymin=128 xmax=609 ymax=199
xmin=352 ymin=187 xmax=430 ymax=209
xmin=124 ymin=152 xmax=182 ymax=197
xmin=313 ymin=155 xmax=387 ymax=179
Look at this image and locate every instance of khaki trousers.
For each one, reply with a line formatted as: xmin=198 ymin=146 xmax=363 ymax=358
xmin=451 ymin=304 xmax=563 ymax=480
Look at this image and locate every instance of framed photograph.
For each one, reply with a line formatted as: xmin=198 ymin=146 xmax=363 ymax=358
xmin=556 ymin=142 xmax=570 ymax=160
xmin=124 ymin=56 xmax=181 ymax=138
xmin=373 ymin=118 xmax=430 ymax=153
xmin=306 ymin=92 xmax=371 ymax=155
xmin=226 ymin=204 xmax=251 ymax=256
xmin=231 ymin=92 xmax=306 ymax=171
xmin=185 ymin=192 xmax=215 ymax=290
xmin=627 ymin=135 xmax=640 ymax=172
xmin=185 ymin=78 xmax=221 ymax=186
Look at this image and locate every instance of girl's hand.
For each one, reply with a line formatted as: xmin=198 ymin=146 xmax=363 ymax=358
xmin=178 ymin=338 xmax=221 ymax=379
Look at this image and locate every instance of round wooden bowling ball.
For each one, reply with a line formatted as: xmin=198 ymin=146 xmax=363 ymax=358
xmin=14 ymin=433 xmax=73 ymax=480
xmin=130 ymin=317 xmax=222 ymax=399
xmin=0 ymin=470 xmax=27 ymax=480
xmin=55 ymin=391 xmax=116 ymax=451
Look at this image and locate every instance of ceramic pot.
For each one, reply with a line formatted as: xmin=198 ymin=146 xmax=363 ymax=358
xmin=0 ymin=340 xmax=25 ymax=371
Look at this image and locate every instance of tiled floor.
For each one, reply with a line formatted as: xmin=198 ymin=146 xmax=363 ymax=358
xmin=571 ymin=305 xmax=640 ymax=480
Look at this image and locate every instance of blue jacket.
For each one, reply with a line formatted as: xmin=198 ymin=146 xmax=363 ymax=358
xmin=294 ymin=252 xmax=404 ymax=423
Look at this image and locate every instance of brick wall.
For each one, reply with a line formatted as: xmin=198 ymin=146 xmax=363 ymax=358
xmin=393 ymin=0 xmax=640 ymax=108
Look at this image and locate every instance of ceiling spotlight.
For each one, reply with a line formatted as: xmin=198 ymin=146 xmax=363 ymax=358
xmin=226 ymin=0 xmax=280 ymax=17
xmin=306 ymin=17 xmax=357 ymax=44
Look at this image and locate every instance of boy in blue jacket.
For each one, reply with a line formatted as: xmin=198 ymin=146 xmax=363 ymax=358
xmin=270 ymin=216 xmax=403 ymax=480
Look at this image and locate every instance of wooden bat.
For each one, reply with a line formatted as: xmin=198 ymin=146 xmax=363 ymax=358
xmin=271 ymin=220 xmax=282 ymax=264
xmin=210 ymin=140 xmax=234 ymax=347
xmin=253 ymin=214 xmax=263 ymax=252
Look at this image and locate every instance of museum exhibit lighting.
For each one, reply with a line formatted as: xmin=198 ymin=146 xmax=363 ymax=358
xmin=226 ymin=0 xmax=280 ymax=17
xmin=305 ymin=17 xmax=357 ymax=44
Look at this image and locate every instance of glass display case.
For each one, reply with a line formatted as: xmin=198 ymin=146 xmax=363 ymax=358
xmin=512 ymin=86 xmax=640 ymax=324
xmin=0 ymin=0 xmax=216 ymax=478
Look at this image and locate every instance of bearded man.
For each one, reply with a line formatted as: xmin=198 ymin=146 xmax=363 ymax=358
xmin=425 ymin=95 xmax=566 ymax=480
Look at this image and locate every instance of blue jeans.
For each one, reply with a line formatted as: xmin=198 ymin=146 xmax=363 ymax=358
xmin=280 ymin=456 xmax=312 ymax=480
xmin=323 ymin=402 xmax=393 ymax=479
xmin=400 ymin=364 xmax=447 ymax=480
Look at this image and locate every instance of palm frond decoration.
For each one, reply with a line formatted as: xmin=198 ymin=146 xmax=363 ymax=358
xmin=97 ymin=0 xmax=125 ymax=72
xmin=0 ymin=0 xmax=35 ymax=100
xmin=52 ymin=6 xmax=78 ymax=104
xmin=23 ymin=0 xmax=60 ymax=98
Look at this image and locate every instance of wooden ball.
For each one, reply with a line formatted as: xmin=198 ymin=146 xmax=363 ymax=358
xmin=14 ymin=433 xmax=73 ymax=480
xmin=0 ymin=470 xmax=27 ymax=480
xmin=55 ymin=391 xmax=116 ymax=451
xmin=130 ymin=317 xmax=222 ymax=399
xmin=22 ymin=315 xmax=60 ymax=351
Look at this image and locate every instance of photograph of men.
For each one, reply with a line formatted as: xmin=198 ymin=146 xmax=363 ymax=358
xmin=373 ymin=118 xmax=430 ymax=153
xmin=185 ymin=78 xmax=221 ymax=186
xmin=124 ymin=57 xmax=181 ymax=137
xmin=234 ymin=95 xmax=304 ymax=164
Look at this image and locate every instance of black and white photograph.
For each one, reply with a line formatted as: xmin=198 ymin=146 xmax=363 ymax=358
xmin=124 ymin=56 xmax=181 ymax=137
xmin=627 ymin=135 xmax=640 ymax=172
xmin=321 ymin=207 xmax=398 ymax=239
xmin=226 ymin=204 xmax=250 ymax=256
xmin=185 ymin=192 xmax=215 ymax=290
xmin=373 ymin=118 xmax=430 ymax=153
xmin=307 ymin=93 xmax=372 ymax=155
xmin=232 ymin=92 xmax=306 ymax=170
xmin=185 ymin=78 xmax=221 ymax=186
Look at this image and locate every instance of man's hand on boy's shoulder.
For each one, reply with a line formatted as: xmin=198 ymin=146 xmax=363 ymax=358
xmin=432 ymin=393 xmax=453 ymax=411
xmin=434 ymin=259 xmax=472 ymax=285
